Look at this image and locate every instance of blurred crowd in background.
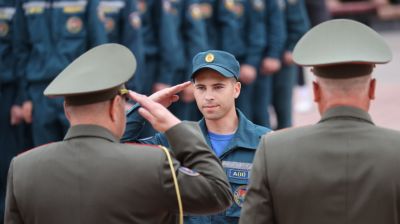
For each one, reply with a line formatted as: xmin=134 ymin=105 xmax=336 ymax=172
xmin=1 ymin=0 xmax=400 ymax=222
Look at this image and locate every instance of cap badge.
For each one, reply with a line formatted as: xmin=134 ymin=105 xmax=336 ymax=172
xmin=205 ymin=53 xmax=214 ymax=63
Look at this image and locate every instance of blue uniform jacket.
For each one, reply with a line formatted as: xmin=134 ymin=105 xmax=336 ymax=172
xmin=137 ymin=0 xmax=160 ymax=56
xmin=220 ymin=0 xmax=266 ymax=67
xmin=122 ymin=109 xmax=271 ymax=223
xmin=197 ymin=0 xmax=218 ymax=49
xmin=283 ymin=0 xmax=309 ymax=52
xmin=138 ymin=0 xmax=185 ymax=86
xmin=0 ymin=0 xmax=16 ymax=86
xmin=13 ymin=0 xmax=107 ymax=102
xmin=99 ymin=0 xmax=144 ymax=90
xmin=263 ymin=0 xmax=286 ymax=59
xmin=157 ymin=0 xmax=208 ymax=85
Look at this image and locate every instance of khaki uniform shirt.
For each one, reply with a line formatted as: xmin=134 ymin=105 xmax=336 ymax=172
xmin=5 ymin=122 xmax=233 ymax=224
xmin=240 ymin=106 xmax=400 ymax=224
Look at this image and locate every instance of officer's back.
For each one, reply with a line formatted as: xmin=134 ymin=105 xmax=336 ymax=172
xmin=239 ymin=19 xmax=400 ymax=224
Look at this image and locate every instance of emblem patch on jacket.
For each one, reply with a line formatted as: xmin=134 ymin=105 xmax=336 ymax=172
xmin=234 ymin=185 xmax=247 ymax=207
xmin=104 ymin=18 xmax=115 ymax=32
xmin=130 ymin=12 xmax=141 ymax=29
xmin=66 ymin=16 xmax=83 ymax=33
xmin=0 ymin=22 xmax=9 ymax=37
xmin=179 ymin=167 xmax=200 ymax=176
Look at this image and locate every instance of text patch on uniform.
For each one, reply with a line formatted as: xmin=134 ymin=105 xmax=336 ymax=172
xmin=222 ymin=161 xmax=252 ymax=180
xmin=228 ymin=169 xmax=249 ymax=179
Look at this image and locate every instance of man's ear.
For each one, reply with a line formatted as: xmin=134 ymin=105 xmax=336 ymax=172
xmin=109 ymin=96 xmax=120 ymax=122
xmin=369 ymin=78 xmax=376 ymax=100
xmin=64 ymin=101 xmax=71 ymax=121
xmin=312 ymin=81 xmax=320 ymax=102
xmin=234 ymin=81 xmax=241 ymax=99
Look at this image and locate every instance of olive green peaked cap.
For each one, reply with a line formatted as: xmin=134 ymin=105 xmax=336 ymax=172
xmin=293 ymin=19 xmax=392 ymax=67
xmin=44 ymin=43 xmax=136 ymax=105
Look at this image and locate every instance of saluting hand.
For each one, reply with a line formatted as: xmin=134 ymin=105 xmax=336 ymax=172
xmin=128 ymin=91 xmax=181 ymax=133
xmin=148 ymin=81 xmax=191 ymax=108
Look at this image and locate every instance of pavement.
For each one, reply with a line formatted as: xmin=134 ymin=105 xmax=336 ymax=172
xmin=293 ymin=29 xmax=400 ymax=130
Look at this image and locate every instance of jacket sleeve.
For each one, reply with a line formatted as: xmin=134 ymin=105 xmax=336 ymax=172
xmin=264 ymin=0 xmax=286 ymax=59
xmin=87 ymin=0 xmax=107 ymax=47
xmin=159 ymin=121 xmax=233 ymax=214
xmin=13 ymin=0 xmax=30 ymax=104
xmin=239 ymin=135 xmax=275 ymax=224
xmin=121 ymin=106 xmax=169 ymax=146
xmin=244 ymin=0 xmax=266 ymax=67
xmin=284 ymin=0 xmax=309 ymax=52
xmin=4 ymin=159 xmax=24 ymax=224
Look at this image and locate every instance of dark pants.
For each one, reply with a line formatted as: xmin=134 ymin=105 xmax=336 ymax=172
xmin=236 ymin=82 xmax=256 ymax=121
xmin=236 ymin=57 xmax=258 ymax=121
xmin=253 ymin=74 xmax=272 ymax=128
xmin=28 ymin=83 xmax=69 ymax=146
xmin=135 ymin=54 xmax=160 ymax=95
xmin=270 ymin=65 xmax=298 ymax=129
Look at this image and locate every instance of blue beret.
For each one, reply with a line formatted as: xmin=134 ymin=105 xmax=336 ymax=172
xmin=191 ymin=50 xmax=240 ymax=79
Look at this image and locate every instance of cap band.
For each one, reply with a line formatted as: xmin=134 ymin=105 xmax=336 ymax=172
xmin=313 ymin=64 xmax=374 ymax=79
xmin=65 ymin=85 xmax=124 ymax=106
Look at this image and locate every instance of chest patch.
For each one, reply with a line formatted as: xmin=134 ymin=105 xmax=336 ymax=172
xmin=66 ymin=16 xmax=83 ymax=33
xmin=234 ymin=185 xmax=247 ymax=207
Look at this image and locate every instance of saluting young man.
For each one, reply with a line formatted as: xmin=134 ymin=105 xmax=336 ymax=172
xmin=123 ymin=50 xmax=272 ymax=223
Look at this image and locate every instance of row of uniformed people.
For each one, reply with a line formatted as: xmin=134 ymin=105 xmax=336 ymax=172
xmin=1 ymin=0 xmax=309 ymax=147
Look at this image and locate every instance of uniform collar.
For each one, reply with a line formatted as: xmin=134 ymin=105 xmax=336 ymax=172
xmin=319 ymin=105 xmax=374 ymax=125
xmin=64 ymin=124 xmax=118 ymax=142
xmin=199 ymin=109 xmax=270 ymax=152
